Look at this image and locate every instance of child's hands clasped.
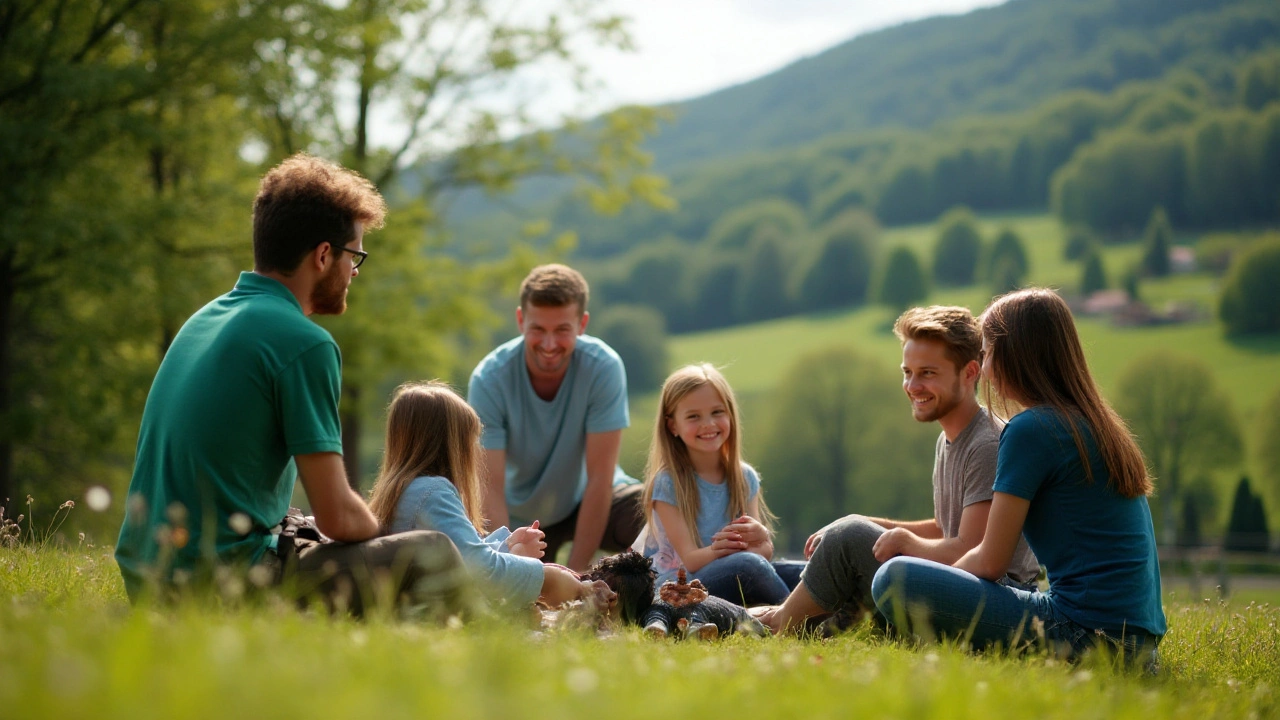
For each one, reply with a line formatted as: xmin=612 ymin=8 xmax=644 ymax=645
xmin=508 ymin=519 xmax=546 ymax=559
xmin=724 ymin=515 xmax=773 ymax=556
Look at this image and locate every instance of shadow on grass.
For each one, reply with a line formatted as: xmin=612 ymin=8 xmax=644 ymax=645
xmin=1224 ymin=331 xmax=1280 ymax=355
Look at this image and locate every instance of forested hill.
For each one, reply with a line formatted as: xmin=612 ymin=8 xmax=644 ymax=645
xmin=645 ymin=0 xmax=1279 ymax=172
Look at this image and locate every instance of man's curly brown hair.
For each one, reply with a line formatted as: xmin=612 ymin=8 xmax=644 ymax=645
xmin=252 ymin=153 xmax=387 ymax=274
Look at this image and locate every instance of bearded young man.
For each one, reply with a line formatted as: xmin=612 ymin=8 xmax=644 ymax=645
xmin=115 ymin=154 xmax=464 ymax=614
xmin=758 ymin=305 xmax=1038 ymax=633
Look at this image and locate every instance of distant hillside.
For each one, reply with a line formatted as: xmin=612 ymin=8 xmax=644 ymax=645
xmin=644 ymin=0 xmax=1279 ymax=171
xmin=441 ymin=0 xmax=1280 ymax=246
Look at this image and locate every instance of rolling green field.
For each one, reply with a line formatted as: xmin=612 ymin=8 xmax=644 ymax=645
xmin=619 ymin=214 xmax=1280 ymax=485
xmin=2 ymin=543 xmax=1277 ymax=720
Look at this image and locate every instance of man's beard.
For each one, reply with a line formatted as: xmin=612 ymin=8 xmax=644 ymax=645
xmin=310 ymin=264 xmax=348 ymax=315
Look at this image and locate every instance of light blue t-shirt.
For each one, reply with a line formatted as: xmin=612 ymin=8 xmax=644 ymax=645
xmin=993 ymin=406 xmax=1166 ymax=636
xmin=468 ymin=333 xmax=632 ymax=526
xmin=638 ymin=465 xmax=761 ymax=585
xmin=389 ymin=475 xmax=545 ymax=606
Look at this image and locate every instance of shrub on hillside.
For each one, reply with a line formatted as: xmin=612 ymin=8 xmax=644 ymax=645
xmin=1219 ymin=237 xmax=1280 ymax=335
xmin=681 ymin=258 xmax=741 ymax=332
xmin=736 ymin=233 xmax=792 ymax=321
xmin=986 ymin=228 xmax=1029 ymax=293
xmin=591 ymin=305 xmax=669 ymax=395
xmin=876 ymin=247 xmax=929 ymax=311
xmin=932 ymin=206 xmax=983 ymax=287
xmin=1142 ymin=206 xmax=1173 ymax=277
xmin=1063 ymin=225 xmax=1099 ymax=261
xmin=1080 ymin=248 xmax=1108 ymax=296
xmin=796 ymin=212 xmax=877 ymax=311
xmin=706 ymin=198 xmax=807 ymax=250
xmin=1224 ymin=477 xmax=1270 ymax=553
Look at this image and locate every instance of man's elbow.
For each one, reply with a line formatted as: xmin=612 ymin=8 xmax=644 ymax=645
xmin=315 ymin=513 xmax=378 ymax=543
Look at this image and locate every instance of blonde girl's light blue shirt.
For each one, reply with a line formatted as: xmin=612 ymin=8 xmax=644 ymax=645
xmin=637 ymin=464 xmax=761 ymax=585
xmin=389 ymin=475 xmax=544 ymax=605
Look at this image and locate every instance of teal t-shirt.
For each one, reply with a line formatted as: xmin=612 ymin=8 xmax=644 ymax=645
xmin=467 ymin=334 xmax=630 ymax=526
xmin=115 ymin=272 xmax=343 ymax=600
xmin=993 ymin=406 xmax=1166 ymax=636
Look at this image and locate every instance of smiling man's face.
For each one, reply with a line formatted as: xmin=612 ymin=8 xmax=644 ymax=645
xmin=517 ymin=302 xmax=588 ymax=378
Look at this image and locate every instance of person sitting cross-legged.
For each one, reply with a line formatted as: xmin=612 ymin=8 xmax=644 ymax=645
xmin=115 ymin=153 xmax=466 ymax=617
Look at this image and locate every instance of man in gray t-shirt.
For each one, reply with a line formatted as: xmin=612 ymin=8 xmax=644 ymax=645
xmin=758 ymin=306 xmax=1038 ymax=633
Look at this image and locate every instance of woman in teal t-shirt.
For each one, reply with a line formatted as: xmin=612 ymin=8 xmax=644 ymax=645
xmin=872 ymin=288 xmax=1166 ymax=667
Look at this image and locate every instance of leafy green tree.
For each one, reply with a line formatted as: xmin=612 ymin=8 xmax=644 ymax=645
xmin=875 ymin=247 xmax=929 ymax=312
xmin=246 ymin=0 xmax=669 ymax=485
xmin=875 ymin=165 xmax=933 ymax=225
xmin=986 ymin=228 xmax=1029 ymax=281
xmin=1219 ymin=237 xmax=1280 ymax=336
xmin=684 ymin=258 xmax=741 ymax=332
xmin=1116 ymin=352 xmax=1243 ymax=546
xmin=1080 ymin=248 xmax=1108 ymax=296
xmin=706 ymin=198 xmax=807 ymax=250
xmin=736 ymin=233 xmax=791 ymax=322
xmin=932 ymin=206 xmax=984 ymax=287
xmin=1239 ymin=52 xmax=1280 ymax=112
xmin=591 ymin=305 xmax=668 ymax=395
xmin=756 ymin=347 xmax=935 ymax=551
xmin=0 ymin=0 xmax=273 ymax=509
xmin=1224 ymin=477 xmax=1270 ymax=553
xmin=1257 ymin=386 xmax=1280 ymax=510
xmin=1063 ymin=225 xmax=1100 ymax=261
xmin=1122 ymin=265 xmax=1143 ymax=301
xmin=796 ymin=211 xmax=877 ymax=311
xmin=1126 ymin=179 xmax=1168 ymax=259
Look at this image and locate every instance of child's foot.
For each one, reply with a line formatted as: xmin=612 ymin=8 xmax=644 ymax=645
xmin=685 ymin=622 xmax=719 ymax=641
xmin=644 ymin=621 xmax=668 ymax=639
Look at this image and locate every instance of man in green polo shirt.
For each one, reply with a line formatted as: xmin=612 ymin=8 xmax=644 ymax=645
xmin=115 ymin=154 xmax=464 ymax=615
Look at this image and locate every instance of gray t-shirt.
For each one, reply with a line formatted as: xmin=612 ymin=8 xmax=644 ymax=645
xmin=934 ymin=407 xmax=1040 ymax=584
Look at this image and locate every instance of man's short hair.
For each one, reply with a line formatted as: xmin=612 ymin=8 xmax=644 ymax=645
xmin=252 ymin=153 xmax=387 ymax=274
xmin=893 ymin=305 xmax=982 ymax=371
xmin=519 ymin=264 xmax=589 ymax=313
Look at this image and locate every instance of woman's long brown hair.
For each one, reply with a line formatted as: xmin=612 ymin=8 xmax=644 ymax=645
xmin=981 ymin=288 xmax=1151 ymax=498
xmin=367 ymin=380 xmax=485 ymax=531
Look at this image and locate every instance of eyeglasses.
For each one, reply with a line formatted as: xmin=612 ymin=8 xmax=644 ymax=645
xmin=334 ymin=244 xmax=367 ymax=269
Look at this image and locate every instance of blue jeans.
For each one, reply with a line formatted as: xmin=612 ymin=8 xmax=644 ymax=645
xmin=871 ymin=557 xmax=1160 ymax=668
xmin=692 ymin=553 xmax=805 ymax=606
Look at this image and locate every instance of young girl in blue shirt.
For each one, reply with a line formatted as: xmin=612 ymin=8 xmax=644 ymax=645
xmin=637 ymin=364 xmax=803 ymax=606
xmin=367 ymin=381 xmax=600 ymax=609
xmin=872 ymin=289 xmax=1166 ymax=666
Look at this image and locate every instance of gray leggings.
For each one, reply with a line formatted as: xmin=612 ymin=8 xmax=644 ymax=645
xmin=800 ymin=515 xmax=886 ymax=614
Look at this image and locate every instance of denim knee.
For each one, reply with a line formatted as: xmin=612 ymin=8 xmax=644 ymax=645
xmin=870 ymin=556 xmax=906 ymax=607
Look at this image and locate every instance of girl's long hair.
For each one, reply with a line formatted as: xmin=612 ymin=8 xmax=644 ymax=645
xmin=367 ymin=380 xmax=486 ymax=531
xmin=981 ymin=288 xmax=1151 ymax=498
xmin=642 ymin=364 xmax=774 ymax=546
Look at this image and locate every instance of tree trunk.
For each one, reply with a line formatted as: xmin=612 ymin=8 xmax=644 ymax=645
xmin=341 ymin=384 xmax=362 ymax=491
xmin=0 ymin=251 xmax=13 ymax=512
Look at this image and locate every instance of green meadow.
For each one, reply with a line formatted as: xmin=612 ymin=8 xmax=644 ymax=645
xmin=2 ymin=541 xmax=1277 ymax=720
xmin=620 ymin=213 xmax=1280 ymax=488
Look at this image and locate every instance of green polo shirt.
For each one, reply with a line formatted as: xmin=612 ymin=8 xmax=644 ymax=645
xmin=115 ymin=272 xmax=343 ymax=600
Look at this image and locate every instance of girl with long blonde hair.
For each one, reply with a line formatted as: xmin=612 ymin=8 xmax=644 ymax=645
xmin=636 ymin=364 xmax=802 ymax=605
xmin=368 ymin=380 xmax=594 ymax=608
xmin=872 ymin=289 xmax=1165 ymax=666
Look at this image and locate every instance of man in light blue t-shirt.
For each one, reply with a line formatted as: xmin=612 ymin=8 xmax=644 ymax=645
xmin=468 ymin=264 xmax=642 ymax=571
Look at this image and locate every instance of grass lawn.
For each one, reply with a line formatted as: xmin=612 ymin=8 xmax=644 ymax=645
xmin=2 ymin=544 xmax=1277 ymax=720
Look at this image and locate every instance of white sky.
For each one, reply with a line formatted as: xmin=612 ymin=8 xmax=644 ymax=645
xmin=363 ymin=1 xmax=1007 ymax=158
xmin=530 ymin=0 xmax=1006 ymax=121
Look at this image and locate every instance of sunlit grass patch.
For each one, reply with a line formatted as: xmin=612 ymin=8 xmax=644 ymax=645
xmin=2 ymin=545 xmax=1278 ymax=720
